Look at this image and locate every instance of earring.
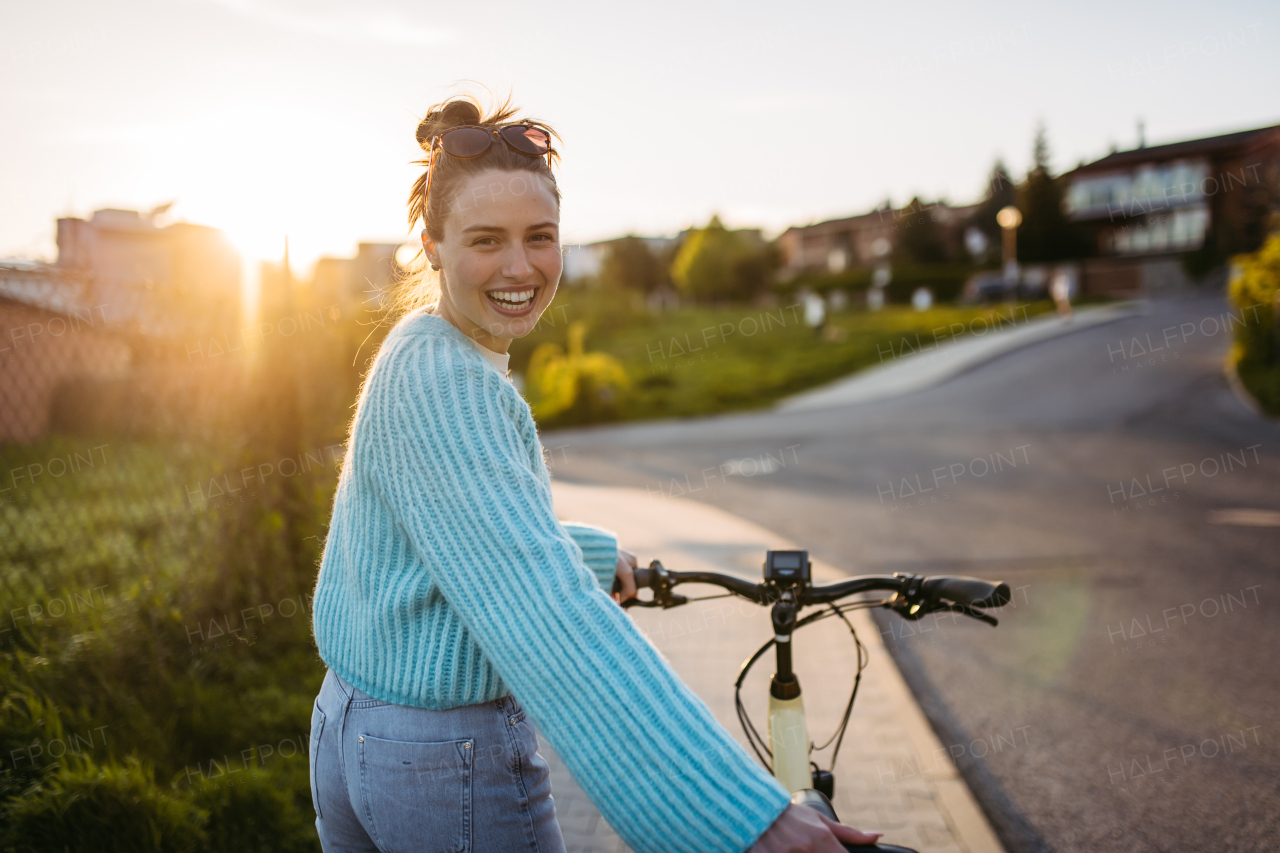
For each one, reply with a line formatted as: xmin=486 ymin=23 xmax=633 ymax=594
xmin=430 ymin=264 xmax=440 ymax=271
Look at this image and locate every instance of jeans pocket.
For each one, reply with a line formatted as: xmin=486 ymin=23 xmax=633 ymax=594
xmin=358 ymin=734 xmax=473 ymax=853
xmin=309 ymin=702 xmax=326 ymax=820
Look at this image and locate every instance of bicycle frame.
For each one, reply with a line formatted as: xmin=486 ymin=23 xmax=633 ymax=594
xmin=766 ymin=589 xmax=814 ymax=793
xmin=769 ymin=682 xmax=813 ymax=793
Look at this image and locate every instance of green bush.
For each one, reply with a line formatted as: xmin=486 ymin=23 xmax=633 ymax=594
xmin=527 ymin=322 xmax=631 ymax=427
xmin=1229 ymin=232 xmax=1280 ymax=414
xmin=188 ymin=764 xmax=318 ymax=853
xmin=1 ymin=758 xmax=207 ymax=853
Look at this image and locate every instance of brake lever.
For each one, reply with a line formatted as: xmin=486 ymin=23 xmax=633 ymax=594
xmin=886 ymin=594 xmax=999 ymax=626
xmin=931 ymin=603 xmax=999 ymax=626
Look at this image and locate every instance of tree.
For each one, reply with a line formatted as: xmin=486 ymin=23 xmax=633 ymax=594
xmin=671 ymin=216 xmax=743 ymax=301
xmin=732 ymin=241 xmax=782 ymax=296
xmin=1016 ymin=124 xmax=1080 ymax=263
xmin=599 ymin=236 xmax=665 ymax=293
xmin=671 ymin=216 xmax=776 ymax=302
xmin=894 ymin=196 xmax=950 ymax=264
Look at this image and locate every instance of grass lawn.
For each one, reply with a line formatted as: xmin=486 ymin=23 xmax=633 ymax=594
xmin=509 ymin=292 xmax=1055 ymax=424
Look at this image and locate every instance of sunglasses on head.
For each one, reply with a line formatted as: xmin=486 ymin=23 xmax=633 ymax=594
xmin=425 ymin=124 xmax=554 ymax=208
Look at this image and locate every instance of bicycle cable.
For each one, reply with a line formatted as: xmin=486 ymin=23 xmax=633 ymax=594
xmin=809 ymin=602 xmax=869 ymax=771
xmin=732 ymin=597 xmax=887 ymax=774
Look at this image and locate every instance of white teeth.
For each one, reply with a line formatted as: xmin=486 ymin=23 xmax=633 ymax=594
xmin=487 ymin=289 xmax=535 ymax=306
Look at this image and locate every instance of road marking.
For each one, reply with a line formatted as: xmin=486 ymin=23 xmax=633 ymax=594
xmin=1206 ymin=508 xmax=1280 ymax=527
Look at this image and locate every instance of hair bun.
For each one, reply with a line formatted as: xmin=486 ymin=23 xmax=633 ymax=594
xmin=415 ymin=99 xmax=483 ymax=149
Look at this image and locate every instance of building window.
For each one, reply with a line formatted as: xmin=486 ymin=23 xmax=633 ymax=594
xmin=1068 ymin=159 xmax=1208 ymax=218
xmin=1111 ymin=204 xmax=1209 ymax=254
xmin=827 ymin=247 xmax=848 ymax=273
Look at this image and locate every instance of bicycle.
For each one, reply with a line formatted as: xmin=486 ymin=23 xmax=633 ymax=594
xmin=614 ymin=549 xmax=1010 ymax=853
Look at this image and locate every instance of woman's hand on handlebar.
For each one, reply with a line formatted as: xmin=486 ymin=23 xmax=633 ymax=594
xmin=749 ymin=803 xmax=882 ymax=852
xmin=612 ymin=547 xmax=638 ymax=605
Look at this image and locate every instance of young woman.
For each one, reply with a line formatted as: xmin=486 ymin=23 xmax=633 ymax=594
xmin=308 ymin=95 xmax=881 ymax=853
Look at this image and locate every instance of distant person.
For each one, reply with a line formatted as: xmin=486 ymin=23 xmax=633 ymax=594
xmin=307 ymin=94 xmax=881 ymax=853
xmin=1050 ymin=269 xmax=1074 ymax=319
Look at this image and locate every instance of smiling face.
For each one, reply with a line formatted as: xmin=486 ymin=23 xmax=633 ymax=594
xmin=423 ymin=169 xmax=562 ymax=353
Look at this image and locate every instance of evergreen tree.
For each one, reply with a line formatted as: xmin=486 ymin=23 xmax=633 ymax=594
xmin=1017 ymin=124 xmax=1080 ymax=262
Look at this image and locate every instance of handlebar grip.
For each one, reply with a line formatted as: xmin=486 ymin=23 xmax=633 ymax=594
xmin=611 ymin=567 xmax=655 ymax=596
xmin=921 ymin=576 xmax=1010 ymax=608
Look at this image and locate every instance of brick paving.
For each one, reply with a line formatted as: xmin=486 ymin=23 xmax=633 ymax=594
xmin=542 ymin=482 xmax=1005 ymax=853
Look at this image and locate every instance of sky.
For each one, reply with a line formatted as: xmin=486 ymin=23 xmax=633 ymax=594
xmin=2 ymin=0 xmax=1277 ymax=276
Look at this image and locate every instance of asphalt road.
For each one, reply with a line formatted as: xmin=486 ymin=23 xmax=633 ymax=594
xmin=543 ymin=294 xmax=1280 ymax=853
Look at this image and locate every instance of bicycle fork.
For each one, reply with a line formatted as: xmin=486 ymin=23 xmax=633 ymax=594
xmin=767 ymin=598 xmax=813 ymax=793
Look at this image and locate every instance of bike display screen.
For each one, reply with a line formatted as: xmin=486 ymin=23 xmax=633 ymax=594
xmin=764 ymin=550 xmax=809 ymax=584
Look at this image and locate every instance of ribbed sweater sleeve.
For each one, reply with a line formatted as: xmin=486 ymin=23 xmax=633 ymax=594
xmin=360 ymin=332 xmax=790 ymax=853
xmin=560 ymin=521 xmax=619 ymax=590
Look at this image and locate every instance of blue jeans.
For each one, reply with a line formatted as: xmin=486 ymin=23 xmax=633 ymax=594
xmin=310 ymin=668 xmax=566 ymax=853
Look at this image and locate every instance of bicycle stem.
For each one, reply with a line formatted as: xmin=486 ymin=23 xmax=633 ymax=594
xmin=770 ymin=597 xmax=801 ymax=701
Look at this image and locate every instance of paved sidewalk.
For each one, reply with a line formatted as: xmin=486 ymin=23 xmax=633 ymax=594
xmin=778 ymin=302 xmax=1136 ymax=412
xmin=544 ymin=481 xmax=1005 ymax=853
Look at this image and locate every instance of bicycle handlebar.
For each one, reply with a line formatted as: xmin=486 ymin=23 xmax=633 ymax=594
xmin=621 ymin=564 xmax=1010 ymax=622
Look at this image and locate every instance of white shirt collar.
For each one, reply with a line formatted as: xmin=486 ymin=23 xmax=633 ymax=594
xmin=468 ymin=338 xmax=511 ymax=378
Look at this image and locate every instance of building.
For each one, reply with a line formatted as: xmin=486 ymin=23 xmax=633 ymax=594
xmin=55 ymin=207 xmax=241 ymax=333
xmin=0 ymin=261 xmax=130 ymax=443
xmin=1063 ymin=123 xmax=1280 ymax=295
xmin=308 ymin=241 xmax=412 ymax=313
xmin=778 ymin=202 xmax=978 ymax=279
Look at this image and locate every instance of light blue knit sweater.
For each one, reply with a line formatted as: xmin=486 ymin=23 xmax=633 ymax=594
xmin=311 ymin=310 xmax=789 ymax=853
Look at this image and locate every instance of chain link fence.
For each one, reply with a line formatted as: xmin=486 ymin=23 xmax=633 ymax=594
xmin=1 ymin=272 xmax=382 ymax=851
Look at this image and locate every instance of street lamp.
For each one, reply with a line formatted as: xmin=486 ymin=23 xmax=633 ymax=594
xmin=996 ymin=205 xmax=1022 ymax=286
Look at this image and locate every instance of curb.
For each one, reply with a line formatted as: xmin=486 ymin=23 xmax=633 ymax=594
xmin=778 ymin=302 xmax=1138 ymax=412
